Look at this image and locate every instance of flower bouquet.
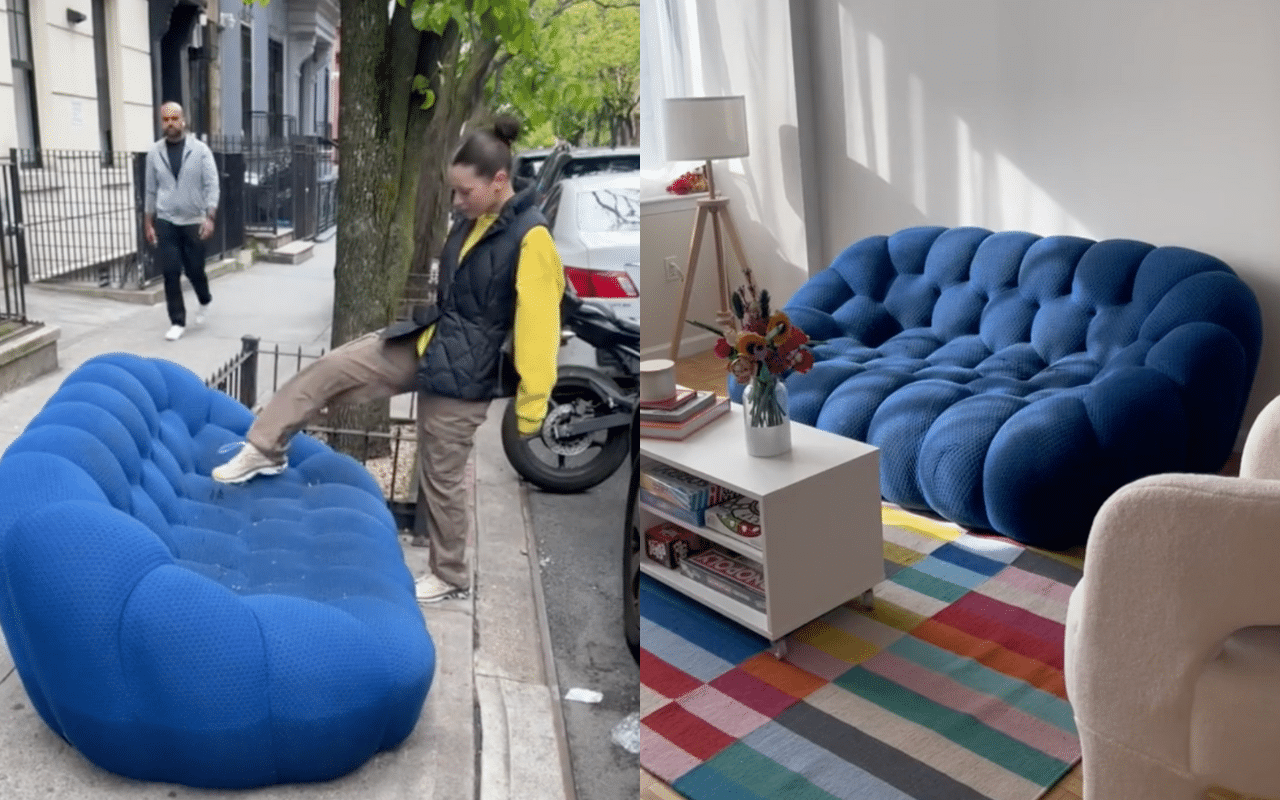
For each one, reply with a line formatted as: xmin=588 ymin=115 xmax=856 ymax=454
xmin=687 ymin=266 xmax=815 ymax=454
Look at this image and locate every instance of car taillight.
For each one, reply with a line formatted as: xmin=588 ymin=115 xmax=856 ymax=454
xmin=563 ymin=266 xmax=637 ymax=299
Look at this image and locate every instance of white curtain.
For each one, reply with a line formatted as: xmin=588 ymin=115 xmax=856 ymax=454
xmin=642 ymin=0 xmax=812 ymax=294
xmin=640 ymin=0 xmax=692 ymax=196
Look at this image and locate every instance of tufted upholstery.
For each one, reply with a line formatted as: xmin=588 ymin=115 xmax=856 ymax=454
xmin=738 ymin=226 xmax=1262 ymax=548
xmin=0 ymin=353 xmax=433 ymax=788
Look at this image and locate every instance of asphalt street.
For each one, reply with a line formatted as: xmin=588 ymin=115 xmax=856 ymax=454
xmin=527 ymin=466 xmax=639 ymax=800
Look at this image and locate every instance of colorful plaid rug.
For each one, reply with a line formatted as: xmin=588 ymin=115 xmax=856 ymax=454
xmin=640 ymin=506 xmax=1084 ymax=800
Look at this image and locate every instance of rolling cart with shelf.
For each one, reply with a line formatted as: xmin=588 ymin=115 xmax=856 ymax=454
xmin=639 ymin=404 xmax=883 ymax=657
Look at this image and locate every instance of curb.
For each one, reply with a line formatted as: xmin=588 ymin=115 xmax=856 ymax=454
xmin=519 ymin=477 xmax=578 ymax=800
xmin=471 ymin=407 xmax=574 ymax=800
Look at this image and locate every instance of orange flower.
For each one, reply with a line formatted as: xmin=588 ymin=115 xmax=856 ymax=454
xmin=737 ymin=332 xmax=768 ymax=361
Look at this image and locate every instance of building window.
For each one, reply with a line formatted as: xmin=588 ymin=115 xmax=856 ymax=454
xmin=241 ymin=24 xmax=252 ymax=139
xmin=7 ymin=0 xmax=42 ymax=165
xmin=267 ymin=38 xmax=283 ymax=139
xmin=91 ymin=0 xmax=113 ymax=164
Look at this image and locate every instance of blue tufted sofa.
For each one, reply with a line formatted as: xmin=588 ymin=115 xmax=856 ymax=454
xmin=0 ymin=353 xmax=433 ymax=788
xmin=737 ymin=226 xmax=1262 ymax=549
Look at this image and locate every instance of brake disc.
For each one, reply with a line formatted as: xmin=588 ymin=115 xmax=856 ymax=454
xmin=541 ymin=399 xmax=594 ymax=457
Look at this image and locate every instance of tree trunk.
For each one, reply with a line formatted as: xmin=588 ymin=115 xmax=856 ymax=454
xmin=330 ymin=0 xmax=453 ymax=456
xmin=407 ymin=36 xmax=505 ymax=294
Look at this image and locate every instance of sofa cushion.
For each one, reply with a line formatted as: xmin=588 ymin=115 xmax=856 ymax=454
xmin=0 ymin=353 xmax=433 ymax=788
xmin=753 ymin=226 xmax=1261 ymax=548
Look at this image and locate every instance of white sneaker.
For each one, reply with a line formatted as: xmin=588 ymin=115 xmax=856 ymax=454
xmin=415 ymin=573 xmax=468 ymax=603
xmin=165 ymin=325 xmax=185 ymax=341
xmin=195 ymin=303 xmax=210 ymax=326
xmin=212 ymin=442 xmax=285 ymax=484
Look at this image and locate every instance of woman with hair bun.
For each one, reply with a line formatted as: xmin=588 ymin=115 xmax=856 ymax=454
xmin=212 ymin=116 xmax=565 ymax=603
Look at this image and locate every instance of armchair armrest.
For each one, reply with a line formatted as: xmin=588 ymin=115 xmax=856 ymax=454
xmin=1066 ymin=471 xmax=1280 ymax=771
xmin=1241 ymin=394 xmax=1280 ymax=480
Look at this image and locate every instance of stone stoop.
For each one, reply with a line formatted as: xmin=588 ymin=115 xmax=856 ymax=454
xmin=261 ymin=239 xmax=315 ymax=264
xmin=0 ymin=323 xmax=60 ymax=396
xmin=247 ymin=227 xmax=295 ymax=251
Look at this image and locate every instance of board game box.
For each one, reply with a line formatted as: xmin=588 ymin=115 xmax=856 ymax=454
xmin=643 ymin=522 xmax=708 ymax=569
xmin=679 ymin=546 xmax=766 ymax=612
xmin=638 ymin=460 xmax=732 ymax=513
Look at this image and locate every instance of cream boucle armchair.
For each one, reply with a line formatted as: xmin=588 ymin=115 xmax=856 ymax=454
xmin=1065 ymin=394 xmax=1280 ymax=800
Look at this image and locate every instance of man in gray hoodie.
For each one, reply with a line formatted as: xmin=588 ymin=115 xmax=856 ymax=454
xmin=143 ymin=102 xmax=220 ymax=341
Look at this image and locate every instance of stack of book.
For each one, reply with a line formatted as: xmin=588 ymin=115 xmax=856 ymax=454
xmin=639 ymin=385 xmax=730 ymax=440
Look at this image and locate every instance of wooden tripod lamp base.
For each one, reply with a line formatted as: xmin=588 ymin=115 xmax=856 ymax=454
xmin=667 ymin=194 xmax=752 ymax=362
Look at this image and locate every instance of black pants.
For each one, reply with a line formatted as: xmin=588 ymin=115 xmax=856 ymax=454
xmin=155 ymin=219 xmax=212 ymax=326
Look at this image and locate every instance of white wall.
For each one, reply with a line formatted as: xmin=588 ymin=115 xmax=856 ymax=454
xmin=116 ymin=0 xmax=155 ymax=150
xmin=43 ymin=1 xmax=105 ymax=151
xmin=801 ymin=0 xmax=1280 ymax=436
xmin=0 ymin=0 xmax=152 ymax=152
xmin=0 ymin=10 xmax=15 ymax=153
xmin=642 ymin=0 xmax=812 ymax=356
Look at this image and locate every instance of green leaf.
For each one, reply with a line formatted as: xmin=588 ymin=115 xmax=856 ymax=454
xmin=419 ymin=89 xmax=436 ymax=111
xmin=410 ymin=0 xmax=431 ymax=30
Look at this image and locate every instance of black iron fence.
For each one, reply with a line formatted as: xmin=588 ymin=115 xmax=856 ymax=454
xmin=2 ymin=136 xmax=336 ymax=290
xmin=0 ymin=158 xmax=27 ymax=325
xmin=204 ymin=335 xmax=418 ymax=527
xmin=209 ymin=135 xmax=337 ymax=240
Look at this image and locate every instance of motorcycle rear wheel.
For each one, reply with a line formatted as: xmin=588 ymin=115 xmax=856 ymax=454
xmin=500 ymin=374 xmax=631 ymax=493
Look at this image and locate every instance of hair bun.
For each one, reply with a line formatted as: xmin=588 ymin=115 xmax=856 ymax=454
xmin=493 ymin=116 xmax=520 ymax=147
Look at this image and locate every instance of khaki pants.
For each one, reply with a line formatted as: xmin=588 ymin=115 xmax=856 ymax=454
xmin=247 ymin=332 xmax=490 ymax=589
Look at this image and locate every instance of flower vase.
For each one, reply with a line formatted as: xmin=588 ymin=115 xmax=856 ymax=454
xmin=742 ymin=377 xmax=791 ymax=457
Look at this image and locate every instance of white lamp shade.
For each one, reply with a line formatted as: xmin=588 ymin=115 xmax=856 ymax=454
xmin=664 ymin=96 xmax=749 ymax=161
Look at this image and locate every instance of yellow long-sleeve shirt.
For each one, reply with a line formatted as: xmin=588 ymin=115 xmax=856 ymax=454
xmin=416 ymin=213 xmax=564 ymax=435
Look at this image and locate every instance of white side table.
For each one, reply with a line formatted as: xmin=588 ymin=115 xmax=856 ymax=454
xmin=639 ymin=404 xmax=883 ymax=657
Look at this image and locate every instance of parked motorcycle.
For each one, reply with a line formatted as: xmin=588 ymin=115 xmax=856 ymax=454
xmin=500 ymin=291 xmax=639 ymax=493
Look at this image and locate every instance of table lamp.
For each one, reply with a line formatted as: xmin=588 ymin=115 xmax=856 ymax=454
xmin=664 ymin=95 xmax=752 ymax=361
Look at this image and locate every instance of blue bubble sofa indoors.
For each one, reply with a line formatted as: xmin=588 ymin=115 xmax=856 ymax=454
xmin=0 ymin=353 xmax=434 ymax=788
xmin=730 ymin=225 xmax=1262 ymax=549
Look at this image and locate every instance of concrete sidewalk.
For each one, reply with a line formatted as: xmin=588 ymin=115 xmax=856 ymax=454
xmin=0 ymin=238 xmax=574 ymax=799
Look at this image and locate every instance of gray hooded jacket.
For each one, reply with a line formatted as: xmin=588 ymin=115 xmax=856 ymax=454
xmin=144 ymin=135 xmax=220 ymax=226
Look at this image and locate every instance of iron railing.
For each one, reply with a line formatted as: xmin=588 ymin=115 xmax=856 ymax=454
xmin=0 ymin=156 xmax=29 ymax=323
xmin=204 ymin=335 xmax=418 ymax=526
xmin=8 ymin=135 xmax=334 ymax=290
xmin=208 ymin=135 xmax=337 ymax=240
xmin=9 ymin=148 xmax=137 ymax=287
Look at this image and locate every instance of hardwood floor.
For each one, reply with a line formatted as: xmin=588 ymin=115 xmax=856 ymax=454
xmin=640 ymin=349 xmax=1087 ymax=800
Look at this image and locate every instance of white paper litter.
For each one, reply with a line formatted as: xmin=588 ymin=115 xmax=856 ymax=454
xmin=564 ymin=687 xmax=603 ymax=704
xmin=611 ymin=712 xmax=640 ymax=754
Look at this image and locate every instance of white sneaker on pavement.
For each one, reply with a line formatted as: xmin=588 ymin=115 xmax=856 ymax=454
xmin=212 ymin=442 xmax=286 ymax=484
xmin=165 ymin=325 xmax=185 ymax=341
xmin=195 ymin=303 xmax=210 ymax=326
xmin=415 ymin=573 xmax=468 ymax=603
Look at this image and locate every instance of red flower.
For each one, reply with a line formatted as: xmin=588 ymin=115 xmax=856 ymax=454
xmin=790 ymin=348 xmax=815 ymax=373
xmin=713 ymin=337 xmax=734 ymax=358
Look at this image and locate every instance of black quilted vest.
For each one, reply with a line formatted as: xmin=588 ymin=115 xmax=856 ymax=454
xmin=414 ymin=189 xmax=546 ymax=400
